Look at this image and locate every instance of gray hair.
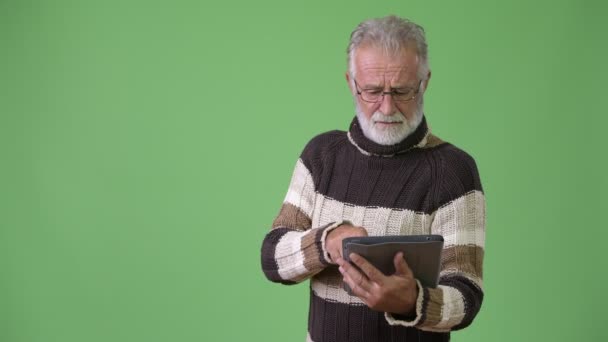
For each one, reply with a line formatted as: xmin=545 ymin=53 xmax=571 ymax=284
xmin=347 ymin=15 xmax=429 ymax=80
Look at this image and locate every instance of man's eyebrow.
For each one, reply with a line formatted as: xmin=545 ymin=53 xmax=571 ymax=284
xmin=392 ymin=85 xmax=414 ymax=90
xmin=360 ymin=83 xmax=383 ymax=89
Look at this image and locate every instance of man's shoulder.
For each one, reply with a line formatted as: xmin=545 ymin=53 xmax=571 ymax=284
xmin=421 ymin=132 xmax=476 ymax=165
xmin=427 ymin=137 xmax=484 ymax=196
xmin=300 ymin=129 xmax=348 ymax=160
xmin=434 ymin=140 xmax=478 ymax=167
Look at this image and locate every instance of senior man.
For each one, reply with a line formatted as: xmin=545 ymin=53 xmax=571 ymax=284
xmin=261 ymin=15 xmax=486 ymax=342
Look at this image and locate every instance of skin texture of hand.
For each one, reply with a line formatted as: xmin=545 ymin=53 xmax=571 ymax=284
xmin=337 ymin=252 xmax=418 ymax=316
xmin=325 ymin=224 xmax=368 ymax=264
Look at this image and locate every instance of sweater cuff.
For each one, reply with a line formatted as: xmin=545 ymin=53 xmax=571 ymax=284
xmin=319 ymin=220 xmax=349 ymax=264
xmin=384 ymin=279 xmax=424 ymax=327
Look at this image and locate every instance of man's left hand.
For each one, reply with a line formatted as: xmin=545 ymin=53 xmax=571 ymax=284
xmin=337 ymin=252 xmax=418 ymax=316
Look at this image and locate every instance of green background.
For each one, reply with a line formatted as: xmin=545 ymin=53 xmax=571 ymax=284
xmin=1 ymin=0 xmax=607 ymax=341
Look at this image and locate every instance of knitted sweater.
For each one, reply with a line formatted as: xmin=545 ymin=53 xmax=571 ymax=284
xmin=261 ymin=115 xmax=486 ymax=342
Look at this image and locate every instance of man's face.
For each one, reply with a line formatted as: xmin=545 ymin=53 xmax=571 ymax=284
xmin=346 ymin=45 xmax=429 ymax=145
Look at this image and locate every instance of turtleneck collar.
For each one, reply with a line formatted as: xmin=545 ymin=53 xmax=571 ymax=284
xmin=347 ymin=115 xmax=430 ymax=157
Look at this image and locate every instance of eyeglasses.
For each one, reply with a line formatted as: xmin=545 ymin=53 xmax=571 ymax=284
xmin=354 ymin=78 xmax=422 ymax=103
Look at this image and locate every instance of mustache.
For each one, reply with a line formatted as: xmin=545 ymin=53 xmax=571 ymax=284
xmin=371 ymin=112 xmax=405 ymax=123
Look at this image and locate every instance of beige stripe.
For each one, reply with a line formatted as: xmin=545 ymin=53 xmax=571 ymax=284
xmin=434 ymin=285 xmax=465 ymax=330
xmin=310 ymin=193 xmax=433 ymax=236
xmin=272 ymin=202 xmax=312 ymax=231
xmin=441 ymin=245 xmax=484 ymax=279
xmin=421 ymin=133 xmax=446 ymax=148
xmin=284 ymin=159 xmax=316 ymax=217
xmin=431 ymin=191 xmax=486 ymax=249
xmin=423 ymin=287 xmax=444 ymax=326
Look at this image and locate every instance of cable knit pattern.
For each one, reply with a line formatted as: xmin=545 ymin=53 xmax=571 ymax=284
xmin=261 ymin=115 xmax=486 ymax=341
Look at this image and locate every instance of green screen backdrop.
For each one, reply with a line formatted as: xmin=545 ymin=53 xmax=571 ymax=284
xmin=1 ymin=0 xmax=607 ymax=341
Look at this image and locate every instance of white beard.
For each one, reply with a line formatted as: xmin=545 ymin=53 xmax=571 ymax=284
xmin=356 ymin=105 xmax=424 ymax=145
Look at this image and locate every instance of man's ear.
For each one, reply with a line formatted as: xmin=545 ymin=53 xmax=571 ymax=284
xmin=421 ymin=70 xmax=431 ymax=93
xmin=345 ymin=72 xmax=353 ymax=93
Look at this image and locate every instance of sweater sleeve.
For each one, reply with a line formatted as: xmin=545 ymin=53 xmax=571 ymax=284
xmin=385 ymin=148 xmax=486 ymax=332
xmin=261 ymin=157 xmax=345 ymax=284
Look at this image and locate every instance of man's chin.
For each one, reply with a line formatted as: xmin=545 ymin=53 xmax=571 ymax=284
xmin=368 ymin=125 xmax=410 ymax=145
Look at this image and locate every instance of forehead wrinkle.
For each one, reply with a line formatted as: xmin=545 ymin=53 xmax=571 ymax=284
xmin=359 ymin=63 xmax=408 ymax=73
xmin=358 ymin=65 xmax=413 ymax=87
xmin=355 ymin=48 xmax=418 ymax=87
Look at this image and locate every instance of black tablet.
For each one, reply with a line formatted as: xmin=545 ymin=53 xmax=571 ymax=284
xmin=342 ymin=235 xmax=444 ymax=294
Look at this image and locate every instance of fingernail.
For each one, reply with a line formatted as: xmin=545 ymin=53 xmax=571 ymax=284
xmin=338 ymin=266 xmax=344 ymax=274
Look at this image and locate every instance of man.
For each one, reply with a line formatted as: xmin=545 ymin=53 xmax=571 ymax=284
xmin=261 ymin=15 xmax=485 ymax=342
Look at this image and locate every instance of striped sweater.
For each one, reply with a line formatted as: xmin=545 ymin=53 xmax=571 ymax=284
xmin=261 ymin=115 xmax=486 ymax=342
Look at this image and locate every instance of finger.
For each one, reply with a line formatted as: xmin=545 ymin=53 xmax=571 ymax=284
xmin=393 ymin=252 xmax=413 ymax=277
xmin=329 ymin=248 xmax=342 ymax=264
xmin=336 ymin=256 xmax=345 ymax=267
xmin=349 ymin=253 xmax=384 ymax=284
xmin=339 ymin=261 xmax=372 ymax=293
xmin=339 ymin=266 xmax=371 ymax=298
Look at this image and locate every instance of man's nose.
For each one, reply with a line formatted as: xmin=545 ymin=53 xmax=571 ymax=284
xmin=379 ymin=93 xmax=398 ymax=116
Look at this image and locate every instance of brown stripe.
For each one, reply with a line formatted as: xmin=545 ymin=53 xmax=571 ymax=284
xmin=301 ymin=222 xmax=339 ymax=272
xmin=272 ymin=202 xmax=311 ymax=231
xmin=422 ymin=287 xmax=444 ymax=326
xmin=441 ymin=245 xmax=484 ymax=279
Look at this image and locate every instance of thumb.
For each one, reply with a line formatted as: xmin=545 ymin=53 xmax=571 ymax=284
xmin=393 ymin=252 xmax=412 ymax=276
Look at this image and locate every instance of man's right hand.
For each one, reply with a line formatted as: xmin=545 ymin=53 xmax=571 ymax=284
xmin=326 ymin=223 xmax=368 ymax=264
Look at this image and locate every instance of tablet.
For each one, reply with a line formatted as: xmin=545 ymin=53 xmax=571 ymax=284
xmin=342 ymin=235 xmax=443 ymax=294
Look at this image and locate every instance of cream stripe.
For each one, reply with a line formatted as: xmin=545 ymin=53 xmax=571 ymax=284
xmin=434 ymin=285 xmax=465 ymax=329
xmin=431 ymin=191 xmax=486 ymax=248
xmin=310 ymin=193 xmax=433 ymax=236
xmin=284 ymin=159 xmax=316 ymax=218
xmin=309 ymin=190 xmax=485 ymax=246
xmin=275 ymin=231 xmax=309 ymax=281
